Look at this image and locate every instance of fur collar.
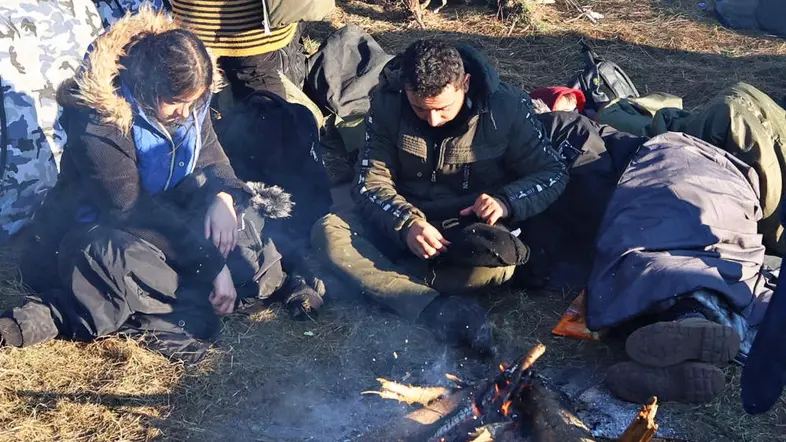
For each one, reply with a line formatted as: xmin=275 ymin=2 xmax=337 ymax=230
xmin=58 ymin=4 xmax=223 ymax=136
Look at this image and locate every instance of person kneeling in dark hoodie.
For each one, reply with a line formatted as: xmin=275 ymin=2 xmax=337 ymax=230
xmin=0 ymin=6 xmax=319 ymax=360
xmin=312 ymin=40 xmax=567 ymax=353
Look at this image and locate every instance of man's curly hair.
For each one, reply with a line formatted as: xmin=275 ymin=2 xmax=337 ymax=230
xmin=400 ymin=39 xmax=465 ymax=98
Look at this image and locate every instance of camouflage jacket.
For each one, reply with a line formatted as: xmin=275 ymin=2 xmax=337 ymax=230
xmin=92 ymin=0 xmax=167 ymax=29
xmin=353 ymin=45 xmax=568 ymax=247
xmin=0 ymin=0 xmax=102 ymax=242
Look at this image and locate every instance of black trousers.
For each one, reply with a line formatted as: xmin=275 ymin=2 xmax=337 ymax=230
xmin=10 ymin=215 xmax=285 ymax=357
xmin=218 ymin=24 xmax=307 ymax=102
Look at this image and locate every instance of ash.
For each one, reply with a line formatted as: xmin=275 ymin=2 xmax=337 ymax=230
xmin=541 ymin=365 xmax=690 ymax=440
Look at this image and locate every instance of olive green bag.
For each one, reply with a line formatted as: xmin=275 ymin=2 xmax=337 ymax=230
xmin=264 ymin=0 xmax=336 ymax=29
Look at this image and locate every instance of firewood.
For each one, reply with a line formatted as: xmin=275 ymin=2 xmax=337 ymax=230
xmin=360 ymin=344 xmax=596 ymax=442
xmin=469 ymin=422 xmax=518 ymax=442
xmin=521 ymin=343 xmax=546 ymax=372
xmin=361 ymin=378 xmax=453 ymax=406
xmin=445 ymin=372 xmax=474 ymax=389
xmin=360 ymin=388 xmax=473 ymax=440
xmin=618 ymin=397 xmax=659 ymax=442
xmin=520 ymin=376 xmax=596 ymax=442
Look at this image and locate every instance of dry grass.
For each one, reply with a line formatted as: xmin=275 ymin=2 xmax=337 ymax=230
xmin=0 ymin=339 xmax=181 ymax=442
xmin=0 ymin=247 xmax=182 ymax=442
xmin=2 ymin=1 xmax=786 ymax=441
xmin=332 ymin=0 xmax=786 ymax=108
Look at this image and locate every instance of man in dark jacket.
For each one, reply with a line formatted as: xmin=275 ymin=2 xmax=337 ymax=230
xmin=312 ymin=40 xmax=568 ymax=351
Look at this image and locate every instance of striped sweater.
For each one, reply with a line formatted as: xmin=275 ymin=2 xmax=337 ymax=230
xmin=171 ymin=0 xmax=298 ymax=57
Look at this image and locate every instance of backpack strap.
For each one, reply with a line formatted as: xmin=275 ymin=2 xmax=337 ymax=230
xmin=576 ymin=44 xmax=608 ymax=111
xmin=580 ymin=41 xmax=602 ymax=64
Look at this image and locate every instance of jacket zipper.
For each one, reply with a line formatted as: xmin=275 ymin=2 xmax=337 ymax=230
xmin=154 ymin=120 xmax=177 ymax=191
xmin=431 ymin=139 xmax=448 ymax=183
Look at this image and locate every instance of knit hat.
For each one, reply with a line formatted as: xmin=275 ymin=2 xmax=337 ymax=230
xmin=437 ymin=216 xmax=530 ymax=268
xmin=529 ymin=87 xmax=586 ymax=113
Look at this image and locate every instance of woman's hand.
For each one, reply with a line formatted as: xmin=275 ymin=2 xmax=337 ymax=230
xmin=205 ymin=192 xmax=238 ymax=258
xmin=209 ymin=265 xmax=237 ymax=315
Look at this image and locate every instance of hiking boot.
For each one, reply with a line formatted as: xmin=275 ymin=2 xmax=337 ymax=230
xmin=418 ymin=296 xmax=493 ymax=354
xmin=606 ymin=361 xmax=725 ymax=404
xmin=626 ymin=318 xmax=740 ymax=368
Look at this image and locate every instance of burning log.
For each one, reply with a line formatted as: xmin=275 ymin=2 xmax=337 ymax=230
xmin=361 ymin=344 xmax=597 ymax=441
xmin=362 ymin=343 xmax=661 ymax=441
xmin=517 ymin=375 xmax=594 ymax=442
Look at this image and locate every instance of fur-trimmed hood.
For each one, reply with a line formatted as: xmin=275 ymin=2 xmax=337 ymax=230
xmin=241 ymin=182 xmax=293 ymax=220
xmin=58 ymin=4 xmax=223 ymax=135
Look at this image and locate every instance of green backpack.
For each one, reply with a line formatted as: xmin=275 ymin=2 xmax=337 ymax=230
xmin=264 ymin=0 xmax=336 ymax=30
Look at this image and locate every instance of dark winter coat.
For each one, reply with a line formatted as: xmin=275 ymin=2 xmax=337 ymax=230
xmin=25 ymin=9 xmax=291 ymax=290
xmin=518 ymin=111 xmax=644 ymax=287
xmin=353 ymin=45 xmax=568 ymax=247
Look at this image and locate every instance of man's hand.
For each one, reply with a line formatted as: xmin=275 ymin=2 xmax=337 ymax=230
xmin=460 ymin=193 xmax=509 ymax=225
xmin=406 ymin=219 xmax=451 ymax=260
xmin=205 ymin=192 xmax=239 ymax=258
xmin=210 ymin=265 xmax=237 ymax=315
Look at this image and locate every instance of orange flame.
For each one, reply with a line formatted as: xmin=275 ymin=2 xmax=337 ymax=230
xmin=472 ymin=402 xmax=481 ymax=416
xmin=501 ymin=400 xmax=513 ymax=417
xmin=499 ymin=364 xmax=505 ymax=372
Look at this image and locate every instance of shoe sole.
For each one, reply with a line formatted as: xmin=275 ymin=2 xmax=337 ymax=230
xmin=626 ymin=319 xmax=740 ymax=367
xmin=607 ymin=361 xmax=725 ymax=404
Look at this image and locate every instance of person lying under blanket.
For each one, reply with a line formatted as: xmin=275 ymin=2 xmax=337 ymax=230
xmin=589 ymin=132 xmax=772 ymax=405
xmin=536 ymin=82 xmax=786 ymax=257
xmin=525 ymin=103 xmax=774 ymax=406
xmin=311 ymin=39 xmax=568 ymax=353
xmin=0 ymin=7 xmax=323 ymax=361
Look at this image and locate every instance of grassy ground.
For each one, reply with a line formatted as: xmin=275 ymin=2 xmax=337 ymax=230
xmin=2 ymin=1 xmax=786 ymax=441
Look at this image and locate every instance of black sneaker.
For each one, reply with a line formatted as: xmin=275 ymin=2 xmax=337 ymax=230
xmin=418 ymin=296 xmax=492 ymax=354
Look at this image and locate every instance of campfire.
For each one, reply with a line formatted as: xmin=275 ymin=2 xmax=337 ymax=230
xmin=362 ymin=344 xmax=659 ymax=442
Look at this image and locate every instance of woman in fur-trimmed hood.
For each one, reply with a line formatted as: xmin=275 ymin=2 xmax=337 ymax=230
xmin=0 ymin=6 xmax=299 ymax=358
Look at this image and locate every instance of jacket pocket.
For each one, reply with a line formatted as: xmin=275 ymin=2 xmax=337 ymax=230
xmin=443 ymin=141 xmax=509 ymax=191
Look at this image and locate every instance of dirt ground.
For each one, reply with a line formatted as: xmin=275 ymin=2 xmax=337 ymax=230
xmin=2 ymin=1 xmax=786 ymax=441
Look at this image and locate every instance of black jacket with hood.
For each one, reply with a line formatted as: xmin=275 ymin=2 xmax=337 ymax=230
xmin=26 ymin=7 xmax=290 ymax=289
xmin=353 ymin=45 xmax=568 ymax=247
